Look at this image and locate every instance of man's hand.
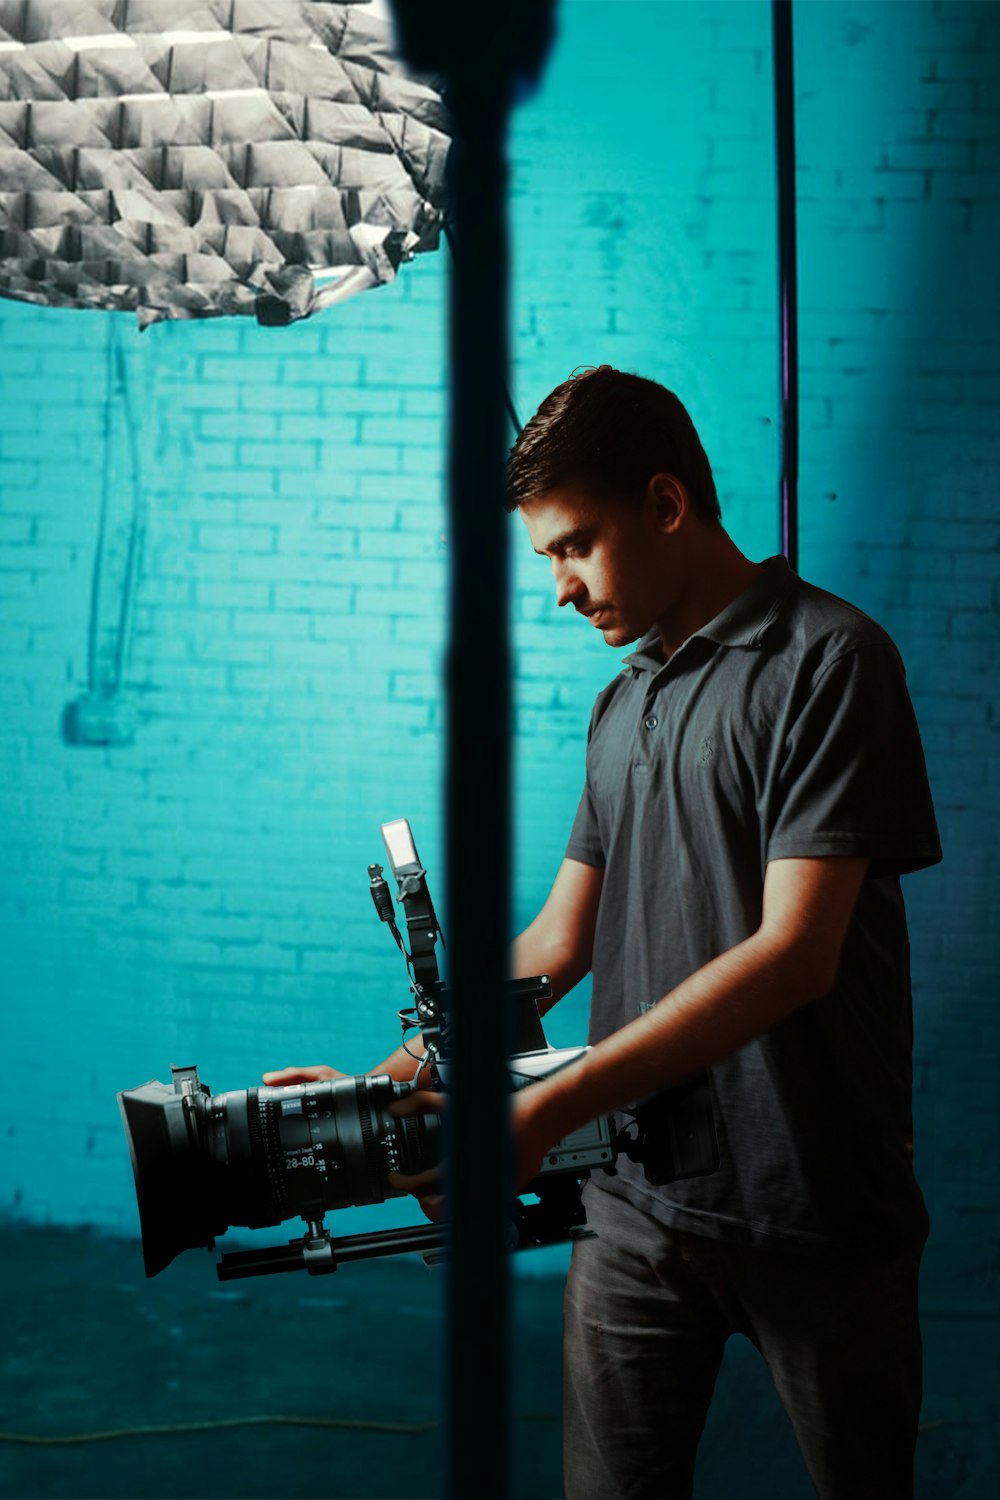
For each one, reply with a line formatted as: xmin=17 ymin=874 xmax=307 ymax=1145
xmin=511 ymin=1088 xmax=552 ymax=1190
xmin=387 ymin=1090 xmax=448 ymax=1221
xmin=386 ymin=1089 xmax=556 ymax=1223
xmin=261 ymin=1064 xmax=350 ymax=1086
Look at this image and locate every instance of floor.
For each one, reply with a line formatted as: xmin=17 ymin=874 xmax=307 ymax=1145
xmin=0 ymin=1223 xmax=995 ymax=1499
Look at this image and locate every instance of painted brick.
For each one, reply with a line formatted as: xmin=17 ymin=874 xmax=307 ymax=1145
xmin=238 ymin=440 xmax=320 ymax=472
xmin=950 ymin=611 xmax=998 ymax=641
xmin=162 ymin=381 xmax=241 ymax=411
xmin=281 ymin=356 xmax=364 ymax=388
xmin=361 ymin=417 xmax=442 ymax=447
xmin=198 ymin=411 xmax=280 ymax=441
xmin=318 ymin=386 xmax=402 ymax=419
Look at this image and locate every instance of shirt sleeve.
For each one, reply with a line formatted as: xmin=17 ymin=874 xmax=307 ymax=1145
xmin=765 ymin=641 xmax=942 ymax=878
xmin=565 ymin=779 xmax=606 ymax=867
xmin=563 ymin=702 xmax=611 ymax=870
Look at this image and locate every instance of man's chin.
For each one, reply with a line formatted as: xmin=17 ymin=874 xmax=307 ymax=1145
xmin=601 ymin=621 xmax=642 ymax=647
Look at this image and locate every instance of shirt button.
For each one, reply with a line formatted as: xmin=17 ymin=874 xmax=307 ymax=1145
xmin=644 ymin=714 xmax=658 ymax=730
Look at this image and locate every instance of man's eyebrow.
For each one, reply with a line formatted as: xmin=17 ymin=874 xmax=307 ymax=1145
xmin=532 ymin=527 xmax=593 ymax=557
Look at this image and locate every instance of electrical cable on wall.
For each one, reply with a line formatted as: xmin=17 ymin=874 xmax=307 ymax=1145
xmin=61 ymin=319 xmax=147 ymax=747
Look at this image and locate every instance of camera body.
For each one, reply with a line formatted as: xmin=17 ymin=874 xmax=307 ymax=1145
xmin=118 ymin=819 xmax=717 ymax=1280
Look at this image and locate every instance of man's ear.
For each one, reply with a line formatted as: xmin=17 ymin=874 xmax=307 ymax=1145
xmin=647 ymin=472 xmax=688 ymax=533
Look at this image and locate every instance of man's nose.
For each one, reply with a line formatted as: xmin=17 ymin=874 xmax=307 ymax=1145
xmin=553 ymin=561 xmax=583 ymax=609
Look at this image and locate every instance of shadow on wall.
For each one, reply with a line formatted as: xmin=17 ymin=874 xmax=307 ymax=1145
xmin=794 ymin=3 xmax=999 ymax=1317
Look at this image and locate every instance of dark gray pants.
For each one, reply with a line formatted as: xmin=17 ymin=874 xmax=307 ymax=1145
xmin=563 ymin=1184 xmax=924 ymax=1500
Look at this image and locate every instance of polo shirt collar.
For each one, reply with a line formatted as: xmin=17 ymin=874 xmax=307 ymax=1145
xmin=623 ymin=555 xmax=798 ymax=674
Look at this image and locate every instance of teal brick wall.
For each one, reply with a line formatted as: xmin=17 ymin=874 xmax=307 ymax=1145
xmin=0 ymin=2 xmax=996 ymax=1303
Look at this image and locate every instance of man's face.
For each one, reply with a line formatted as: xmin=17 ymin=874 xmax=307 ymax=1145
xmin=519 ymin=486 xmax=673 ymax=649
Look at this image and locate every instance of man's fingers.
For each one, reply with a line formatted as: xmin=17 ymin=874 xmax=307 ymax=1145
xmin=261 ymin=1065 xmax=343 ymax=1086
xmin=387 ymin=1093 xmax=447 ymax=1216
xmin=388 ymin=1090 xmax=447 ymax=1119
xmin=388 ymin=1166 xmax=442 ymax=1194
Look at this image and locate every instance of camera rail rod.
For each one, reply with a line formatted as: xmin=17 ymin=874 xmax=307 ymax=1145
xmin=215 ymin=1173 xmax=596 ymax=1282
xmin=216 ymin=1223 xmax=447 ymax=1281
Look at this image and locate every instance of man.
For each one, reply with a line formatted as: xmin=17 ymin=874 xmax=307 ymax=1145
xmin=266 ymin=367 xmax=941 ymax=1499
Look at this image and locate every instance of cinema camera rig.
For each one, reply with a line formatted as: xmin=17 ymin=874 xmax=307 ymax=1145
xmin=118 ymin=820 xmax=718 ymax=1281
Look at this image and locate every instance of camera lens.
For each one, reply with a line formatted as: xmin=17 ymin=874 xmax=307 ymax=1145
xmin=118 ymin=1070 xmax=439 ymax=1277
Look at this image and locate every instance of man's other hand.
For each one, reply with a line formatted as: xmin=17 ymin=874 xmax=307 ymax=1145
xmin=387 ymin=1090 xmax=447 ymax=1222
xmin=386 ymin=1089 xmax=553 ymax=1223
xmin=261 ymin=1064 xmax=350 ymax=1086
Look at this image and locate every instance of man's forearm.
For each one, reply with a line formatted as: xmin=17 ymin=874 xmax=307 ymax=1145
xmin=510 ymin=928 xmax=588 ymax=1016
xmin=518 ymin=929 xmax=827 ymax=1149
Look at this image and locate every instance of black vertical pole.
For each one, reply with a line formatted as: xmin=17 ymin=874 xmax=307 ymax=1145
xmin=772 ymin=0 xmax=799 ymax=570
xmin=388 ymin=7 xmax=555 ymax=1499
xmin=443 ymin=223 xmax=524 ymax=437
xmin=441 ymin=71 xmax=515 ymax=1499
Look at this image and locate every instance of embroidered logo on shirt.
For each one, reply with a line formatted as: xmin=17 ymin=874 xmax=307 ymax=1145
xmin=698 ymin=736 xmax=715 ymax=766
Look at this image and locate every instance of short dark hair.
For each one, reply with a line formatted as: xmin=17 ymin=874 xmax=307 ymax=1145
xmin=505 ymin=366 xmax=721 ymax=525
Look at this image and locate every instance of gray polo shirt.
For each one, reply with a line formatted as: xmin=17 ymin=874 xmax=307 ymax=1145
xmin=566 ymin=554 xmax=941 ymax=1254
